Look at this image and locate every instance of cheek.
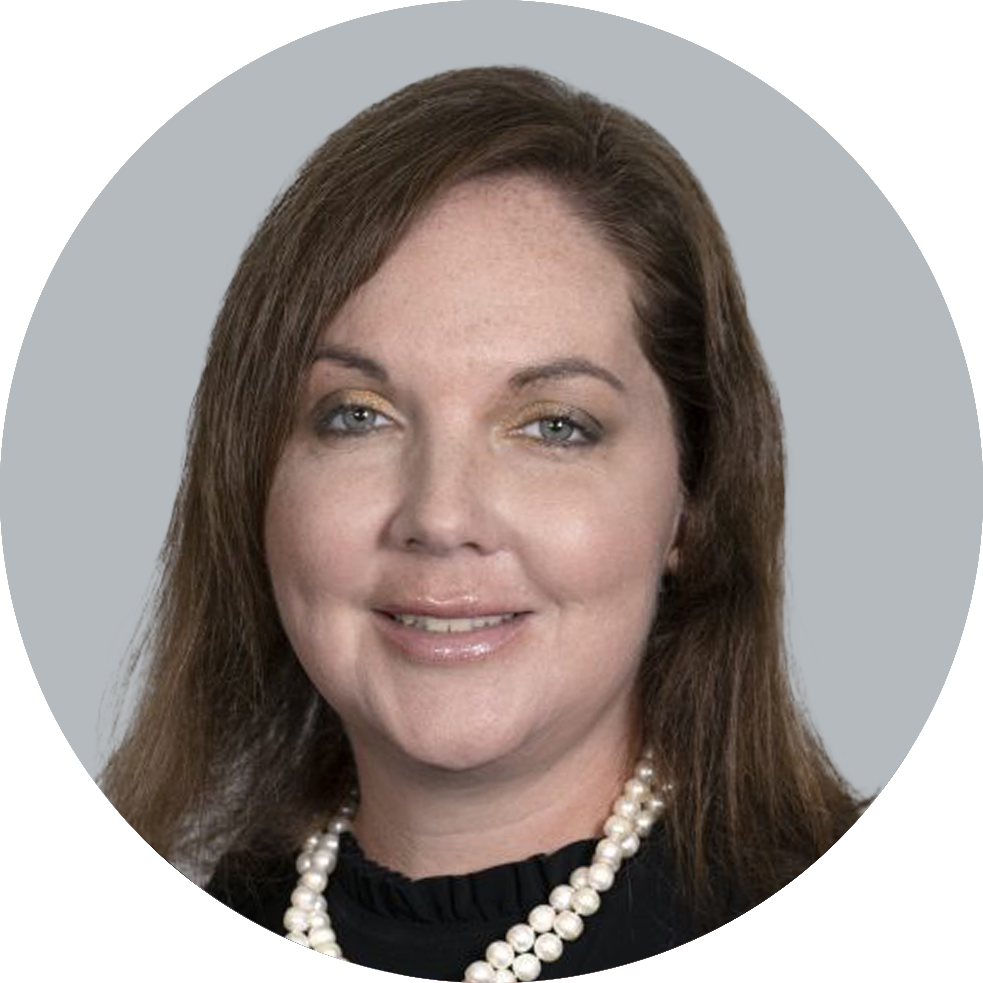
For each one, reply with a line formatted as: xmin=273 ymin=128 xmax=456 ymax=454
xmin=514 ymin=455 xmax=679 ymax=608
xmin=264 ymin=453 xmax=385 ymax=613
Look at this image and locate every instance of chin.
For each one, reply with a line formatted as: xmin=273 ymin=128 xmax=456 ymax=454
xmin=383 ymin=709 xmax=539 ymax=776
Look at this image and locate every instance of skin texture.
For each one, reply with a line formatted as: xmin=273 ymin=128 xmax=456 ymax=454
xmin=264 ymin=175 xmax=684 ymax=876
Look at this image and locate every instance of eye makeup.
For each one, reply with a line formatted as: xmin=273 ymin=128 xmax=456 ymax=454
xmin=308 ymin=390 xmax=606 ymax=451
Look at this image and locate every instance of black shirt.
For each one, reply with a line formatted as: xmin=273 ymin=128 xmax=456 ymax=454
xmin=206 ymin=827 xmax=706 ymax=980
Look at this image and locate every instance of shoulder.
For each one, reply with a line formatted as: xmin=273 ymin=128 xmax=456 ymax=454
xmin=666 ymin=885 xmax=918 ymax=983
xmin=0 ymin=822 xmax=183 ymax=981
xmin=205 ymin=846 xmax=297 ymax=935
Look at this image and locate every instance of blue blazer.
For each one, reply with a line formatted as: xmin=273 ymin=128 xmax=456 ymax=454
xmin=0 ymin=823 xmax=917 ymax=983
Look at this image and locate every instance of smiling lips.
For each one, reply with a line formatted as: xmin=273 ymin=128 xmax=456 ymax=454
xmin=372 ymin=608 xmax=531 ymax=663
xmin=386 ymin=611 xmax=519 ymax=633
xmin=378 ymin=597 xmax=531 ymax=616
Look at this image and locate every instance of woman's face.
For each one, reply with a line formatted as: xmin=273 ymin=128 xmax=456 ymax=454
xmin=265 ymin=175 xmax=683 ymax=776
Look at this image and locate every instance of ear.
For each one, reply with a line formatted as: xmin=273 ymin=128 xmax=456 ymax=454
xmin=664 ymin=504 xmax=686 ymax=573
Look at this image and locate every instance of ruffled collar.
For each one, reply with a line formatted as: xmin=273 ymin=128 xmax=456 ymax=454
xmin=332 ymin=832 xmax=599 ymax=925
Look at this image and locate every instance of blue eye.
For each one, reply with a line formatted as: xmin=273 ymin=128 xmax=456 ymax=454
xmin=317 ymin=403 xmax=395 ymax=437
xmin=518 ymin=415 xmax=598 ymax=447
xmin=314 ymin=403 xmax=601 ymax=449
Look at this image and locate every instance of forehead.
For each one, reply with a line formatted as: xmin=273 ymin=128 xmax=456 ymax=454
xmin=323 ymin=175 xmax=645 ymax=376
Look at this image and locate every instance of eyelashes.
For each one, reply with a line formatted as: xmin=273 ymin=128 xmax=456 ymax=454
xmin=311 ymin=395 xmax=603 ymax=450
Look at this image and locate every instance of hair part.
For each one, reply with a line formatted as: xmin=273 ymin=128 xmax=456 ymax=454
xmin=101 ymin=66 xmax=863 ymax=920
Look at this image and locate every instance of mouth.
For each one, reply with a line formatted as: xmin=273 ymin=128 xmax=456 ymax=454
xmin=371 ymin=610 xmax=532 ymax=663
xmin=380 ymin=611 xmax=522 ymax=633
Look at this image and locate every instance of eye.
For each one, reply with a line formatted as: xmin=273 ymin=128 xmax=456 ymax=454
xmin=516 ymin=414 xmax=600 ymax=448
xmin=314 ymin=401 xmax=601 ymax=450
xmin=315 ymin=402 xmax=396 ymax=437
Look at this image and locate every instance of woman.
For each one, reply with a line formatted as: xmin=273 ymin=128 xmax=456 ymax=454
xmin=101 ymin=67 xmax=863 ymax=980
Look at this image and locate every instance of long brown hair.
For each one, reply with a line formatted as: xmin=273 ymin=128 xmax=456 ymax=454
xmin=101 ymin=66 xmax=862 ymax=922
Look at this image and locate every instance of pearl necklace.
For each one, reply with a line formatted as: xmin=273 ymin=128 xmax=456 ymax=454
xmin=284 ymin=750 xmax=666 ymax=982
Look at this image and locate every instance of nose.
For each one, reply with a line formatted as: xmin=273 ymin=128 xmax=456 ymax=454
xmin=384 ymin=428 xmax=504 ymax=556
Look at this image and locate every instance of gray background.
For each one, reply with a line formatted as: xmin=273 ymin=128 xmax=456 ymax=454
xmin=1 ymin=1 xmax=979 ymax=799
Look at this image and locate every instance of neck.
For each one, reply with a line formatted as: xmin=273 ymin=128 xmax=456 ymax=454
xmin=349 ymin=722 xmax=640 ymax=879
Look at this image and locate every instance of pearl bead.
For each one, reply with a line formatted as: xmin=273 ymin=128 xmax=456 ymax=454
xmin=283 ymin=759 xmax=667 ymax=976
xmin=634 ymin=809 xmax=656 ymax=837
xmin=571 ymin=887 xmax=601 ymax=916
xmin=506 ymin=923 xmax=535 ymax=953
xmin=290 ymin=885 xmax=318 ymax=909
xmin=647 ymin=794 xmax=667 ymax=817
xmin=527 ymin=904 xmax=555 ymax=934
xmin=569 ymin=866 xmax=590 ymax=889
xmin=534 ymin=933 xmax=563 ymax=962
xmin=308 ymin=926 xmax=336 ymax=947
xmin=283 ymin=906 xmax=309 ymax=932
xmin=485 ymin=941 xmax=514 ymax=969
xmin=310 ymin=849 xmax=337 ymax=873
xmin=300 ymin=869 xmax=328 ymax=892
xmin=549 ymin=884 xmax=574 ymax=911
xmin=465 ymin=961 xmax=496 ymax=983
xmin=603 ymin=815 xmax=633 ymax=841
xmin=553 ymin=910 xmax=584 ymax=941
xmin=594 ymin=838 xmax=623 ymax=868
xmin=587 ymin=861 xmax=616 ymax=892
xmin=513 ymin=953 xmax=541 ymax=982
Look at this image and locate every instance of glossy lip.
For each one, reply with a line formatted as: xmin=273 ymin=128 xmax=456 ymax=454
xmin=371 ymin=609 xmax=532 ymax=664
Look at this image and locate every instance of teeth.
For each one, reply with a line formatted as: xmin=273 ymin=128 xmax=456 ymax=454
xmin=391 ymin=613 xmax=518 ymax=632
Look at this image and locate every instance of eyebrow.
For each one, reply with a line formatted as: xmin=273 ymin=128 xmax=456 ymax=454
xmin=312 ymin=344 xmax=626 ymax=394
